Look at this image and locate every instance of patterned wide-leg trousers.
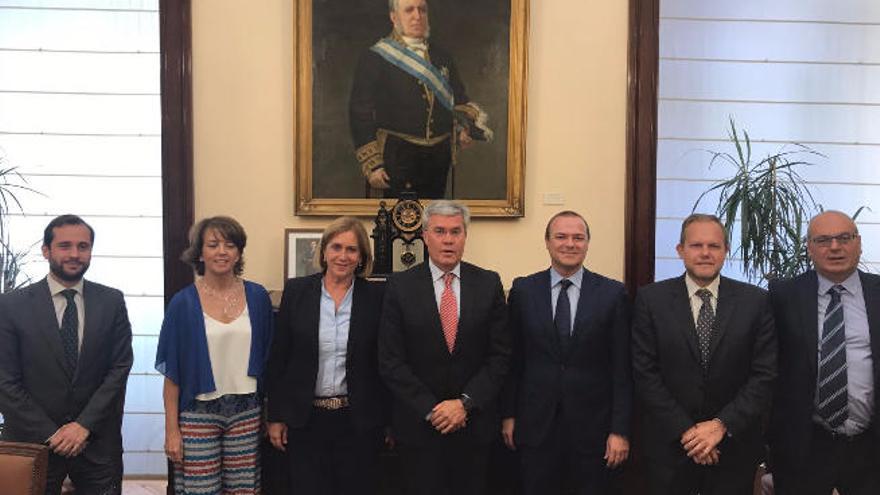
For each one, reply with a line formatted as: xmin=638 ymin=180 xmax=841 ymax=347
xmin=174 ymin=393 xmax=262 ymax=495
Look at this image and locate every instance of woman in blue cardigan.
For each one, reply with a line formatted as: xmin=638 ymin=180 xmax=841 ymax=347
xmin=155 ymin=216 xmax=273 ymax=495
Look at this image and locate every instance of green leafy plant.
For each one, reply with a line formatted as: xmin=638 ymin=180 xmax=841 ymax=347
xmin=1 ymin=238 xmax=31 ymax=292
xmin=693 ymin=118 xmax=824 ymax=283
xmin=0 ymin=157 xmax=37 ymax=293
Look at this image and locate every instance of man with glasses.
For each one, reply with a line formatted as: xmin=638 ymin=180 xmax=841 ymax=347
xmin=769 ymin=210 xmax=880 ymax=495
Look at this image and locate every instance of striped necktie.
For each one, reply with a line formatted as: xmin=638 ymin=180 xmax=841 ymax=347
xmin=816 ymin=285 xmax=848 ymax=429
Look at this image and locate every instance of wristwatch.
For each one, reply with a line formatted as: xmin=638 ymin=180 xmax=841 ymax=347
xmin=459 ymin=393 xmax=474 ymax=413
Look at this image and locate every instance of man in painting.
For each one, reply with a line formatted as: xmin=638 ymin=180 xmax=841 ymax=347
xmin=349 ymin=0 xmax=493 ymax=200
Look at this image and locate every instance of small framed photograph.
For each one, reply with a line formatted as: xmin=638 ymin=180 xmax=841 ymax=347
xmin=284 ymin=228 xmax=323 ymax=280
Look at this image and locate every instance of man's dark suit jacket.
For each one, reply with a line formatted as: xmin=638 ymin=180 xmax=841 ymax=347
xmin=631 ymin=275 xmax=776 ymax=467
xmin=265 ymin=274 xmax=388 ymax=434
xmin=501 ymin=268 xmax=632 ymax=449
xmin=0 ymin=278 xmax=133 ymax=463
xmin=378 ymin=261 xmax=510 ymax=446
xmin=768 ymin=270 xmax=880 ymax=469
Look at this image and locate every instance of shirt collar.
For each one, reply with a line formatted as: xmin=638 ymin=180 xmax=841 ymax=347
xmin=550 ymin=267 xmax=583 ymax=290
xmin=684 ymin=273 xmax=720 ymax=300
xmin=817 ymin=270 xmax=862 ymax=298
xmin=46 ymin=273 xmax=84 ymax=297
xmin=401 ymin=35 xmax=428 ymax=49
xmin=320 ymin=276 xmax=355 ymax=301
xmin=392 ymin=31 xmax=429 ymax=50
xmin=429 ymin=259 xmax=461 ymax=282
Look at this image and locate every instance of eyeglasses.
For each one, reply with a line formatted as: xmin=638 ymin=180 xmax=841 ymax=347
xmin=810 ymin=232 xmax=860 ymax=247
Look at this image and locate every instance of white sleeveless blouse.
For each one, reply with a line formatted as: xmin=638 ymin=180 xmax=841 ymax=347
xmin=195 ymin=308 xmax=258 ymax=401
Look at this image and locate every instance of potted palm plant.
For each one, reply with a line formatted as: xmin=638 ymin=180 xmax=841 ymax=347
xmin=693 ymin=118 xmax=824 ymax=284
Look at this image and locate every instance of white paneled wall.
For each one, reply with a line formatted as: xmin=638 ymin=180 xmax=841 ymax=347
xmin=656 ymin=0 xmax=880 ymax=282
xmin=0 ymin=0 xmax=165 ymax=475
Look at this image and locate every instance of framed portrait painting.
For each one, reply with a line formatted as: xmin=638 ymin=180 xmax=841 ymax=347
xmin=284 ymin=228 xmax=323 ymax=280
xmin=294 ymin=0 xmax=528 ymax=217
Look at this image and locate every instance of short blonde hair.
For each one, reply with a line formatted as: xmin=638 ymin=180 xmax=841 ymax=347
xmin=316 ymin=217 xmax=374 ymax=277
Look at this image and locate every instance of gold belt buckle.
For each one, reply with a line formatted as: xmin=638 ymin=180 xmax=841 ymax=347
xmin=313 ymin=396 xmax=349 ymax=410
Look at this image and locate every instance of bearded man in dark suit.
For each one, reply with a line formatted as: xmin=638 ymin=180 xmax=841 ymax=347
xmin=379 ymin=200 xmax=509 ymax=495
xmin=631 ymin=213 xmax=776 ymax=495
xmin=0 ymin=214 xmax=133 ymax=495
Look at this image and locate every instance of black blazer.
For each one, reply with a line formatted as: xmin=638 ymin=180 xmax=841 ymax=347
xmin=631 ymin=275 xmax=776 ymax=464
xmin=265 ymin=274 xmax=388 ymax=434
xmin=378 ymin=261 xmax=510 ymax=446
xmin=501 ymin=268 xmax=632 ymax=449
xmin=768 ymin=270 xmax=880 ymax=469
xmin=0 ymin=278 xmax=133 ymax=462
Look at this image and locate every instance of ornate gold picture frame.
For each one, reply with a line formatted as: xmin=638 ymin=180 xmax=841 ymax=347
xmin=293 ymin=0 xmax=528 ymax=217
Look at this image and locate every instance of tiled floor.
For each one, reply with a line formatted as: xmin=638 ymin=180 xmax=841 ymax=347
xmin=121 ymin=479 xmax=167 ymax=495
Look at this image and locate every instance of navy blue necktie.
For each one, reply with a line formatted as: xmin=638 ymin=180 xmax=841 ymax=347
xmin=817 ymin=285 xmax=848 ymax=429
xmin=60 ymin=289 xmax=79 ymax=372
xmin=555 ymin=279 xmax=573 ymax=352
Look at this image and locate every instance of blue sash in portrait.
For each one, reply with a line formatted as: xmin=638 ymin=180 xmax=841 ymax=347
xmin=370 ymin=37 xmax=454 ymax=111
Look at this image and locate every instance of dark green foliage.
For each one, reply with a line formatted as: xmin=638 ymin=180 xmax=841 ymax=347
xmin=0 ymin=158 xmax=37 ymax=293
xmin=694 ymin=118 xmax=822 ymax=284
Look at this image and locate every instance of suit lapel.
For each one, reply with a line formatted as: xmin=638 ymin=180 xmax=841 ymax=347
xmin=572 ymin=268 xmax=597 ymax=341
xmin=858 ymin=271 xmax=880 ymax=386
xmin=706 ymin=276 xmax=737 ymax=364
xmin=535 ymin=270 xmax=562 ymax=358
xmin=454 ymin=264 xmax=474 ymax=355
xmin=414 ymin=263 xmax=448 ymax=354
xmin=800 ymin=272 xmax=820 ymax=380
xmin=77 ymin=281 xmax=100 ymax=381
xmin=347 ymin=277 xmax=365 ymax=363
xmin=304 ymin=275 xmax=322 ymax=354
xmin=671 ymin=276 xmax=701 ymax=365
xmin=30 ymin=279 xmax=73 ymax=381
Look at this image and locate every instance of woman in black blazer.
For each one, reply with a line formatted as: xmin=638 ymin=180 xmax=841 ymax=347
xmin=266 ymin=216 xmax=388 ymax=495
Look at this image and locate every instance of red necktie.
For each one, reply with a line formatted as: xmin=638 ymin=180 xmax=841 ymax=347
xmin=440 ymin=272 xmax=458 ymax=352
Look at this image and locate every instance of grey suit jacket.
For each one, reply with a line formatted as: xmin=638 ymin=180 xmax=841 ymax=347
xmin=0 ymin=277 xmax=133 ymax=462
